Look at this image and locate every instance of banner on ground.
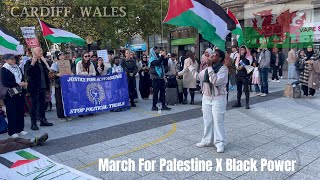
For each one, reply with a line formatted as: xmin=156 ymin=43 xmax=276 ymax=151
xmin=0 ymin=148 xmax=100 ymax=180
xmin=60 ymin=72 xmax=130 ymax=116
xmin=20 ymin=26 xmax=39 ymax=48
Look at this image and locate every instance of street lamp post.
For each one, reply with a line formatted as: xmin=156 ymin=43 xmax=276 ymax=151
xmin=161 ymin=0 xmax=164 ymax=49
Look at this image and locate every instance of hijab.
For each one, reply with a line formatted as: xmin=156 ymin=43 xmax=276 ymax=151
xmin=148 ymin=48 xmax=164 ymax=77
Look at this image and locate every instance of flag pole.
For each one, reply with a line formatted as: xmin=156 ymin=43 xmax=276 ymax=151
xmin=36 ymin=16 xmax=50 ymax=51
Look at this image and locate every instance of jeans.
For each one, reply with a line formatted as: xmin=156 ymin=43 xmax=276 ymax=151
xmin=200 ymin=95 xmax=227 ymax=149
xmin=30 ymin=89 xmax=46 ymax=123
xmin=254 ymin=84 xmax=261 ymax=93
xmin=288 ymin=63 xmax=297 ymax=79
xmin=152 ymin=79 xmax=166 ymax=107
xmin=260 ymin=68 xmax=269 ymax=94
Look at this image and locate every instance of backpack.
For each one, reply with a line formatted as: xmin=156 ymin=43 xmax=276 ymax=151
xmin=0 ymin=68 xmax=9 ymax=100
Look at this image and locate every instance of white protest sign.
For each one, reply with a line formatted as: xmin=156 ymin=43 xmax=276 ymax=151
xmin=97 ymin=50 xmax=109 ymax=63
xmin=0 ymin=148 xmax=100 ymax=180
xmin=20 ymin=27 xmax=36 ymax=38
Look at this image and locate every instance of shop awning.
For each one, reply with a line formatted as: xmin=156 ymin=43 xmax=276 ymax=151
xmin=171 ymin=38 xmax=195 ymax=46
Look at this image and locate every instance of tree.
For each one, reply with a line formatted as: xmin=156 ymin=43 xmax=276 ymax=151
xmin=0 ymin=0 xmax=173 ymax=49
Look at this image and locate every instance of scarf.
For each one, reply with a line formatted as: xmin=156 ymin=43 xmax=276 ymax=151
xmin=3 ymin=63 xmax=22 ymax=83
xmin=148 ymin=48 xmax=163 ymax=77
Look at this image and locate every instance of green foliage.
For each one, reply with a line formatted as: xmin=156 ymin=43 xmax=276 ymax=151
xmin=0 ymin=0 xmax=172 ymax=49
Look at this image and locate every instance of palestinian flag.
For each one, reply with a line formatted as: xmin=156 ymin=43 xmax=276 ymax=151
xmin=227 ymin=9 xmax=244 ymax=46
xmin=0 ymin=27 xmax=20 ymax=51
xmin=0 ymin=150 xmax=39 ymax=168
xmin=39 ymin=20 xmax=85 ymax=46
xmin=164 ymin=0 xmax=236 ymax=51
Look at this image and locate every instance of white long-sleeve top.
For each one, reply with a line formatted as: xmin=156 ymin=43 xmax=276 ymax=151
xmin=76 ymin=61 xmax=96 ymax=76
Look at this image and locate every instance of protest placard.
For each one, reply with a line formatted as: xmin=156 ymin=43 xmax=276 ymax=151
xmin=97 ymin=50 xmax=109 ymax=63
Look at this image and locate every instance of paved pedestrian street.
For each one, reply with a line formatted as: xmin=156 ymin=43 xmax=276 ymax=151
xmin=1 ymin=79 xmax=320 ymax=180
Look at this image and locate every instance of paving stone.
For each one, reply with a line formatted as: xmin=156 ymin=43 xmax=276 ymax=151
xmin=172 ymin=146 xmax=207 ymax=159
xmin=60 ymin=158 xmax=85 ymax=169
xmin=78 ymin=151 xmax=107 ymax=165
xmin=100 ymin=171 xmax=142 ymax=180
xmin=235 ymin=170 xmax=289 ymax=180
xmin=55 ymin=148 xmax=88 ymax=162
xmin=287 ymin=172 xmax=318 ymax=180
xmin=81 ymin=143 xmax=109 ymax=154
xmin=137 ymin=173 xmax=168 ymax=180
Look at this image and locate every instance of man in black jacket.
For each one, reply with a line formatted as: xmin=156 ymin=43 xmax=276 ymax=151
xmin=122 ymin=49 xmax=138 ymax=107
xmin=25 ymin=47 xmax=53 ymax=130
xmin=271 ymin=47 xmax=285 ymax=82
xmin=150 ymin=49 xmax=171 ymax=111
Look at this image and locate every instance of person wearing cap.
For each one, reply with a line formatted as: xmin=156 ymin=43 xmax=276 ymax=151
xmin=1 ymin=54 xmax=28 ymax=137
xmin=51 ymin=51 xmax=73 ymax=121
xmin=25 ymin=47 xmax=53 ymax=130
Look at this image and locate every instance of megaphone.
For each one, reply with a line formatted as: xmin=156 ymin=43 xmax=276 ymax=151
xmin=240 ymin=60 xmax=254 ymax=74
xmin=244 ymin=65 xmax=254 ymax=74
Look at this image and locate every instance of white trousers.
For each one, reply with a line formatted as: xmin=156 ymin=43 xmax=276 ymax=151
xmin=288 ymin=63 xmax=297 ymax=79
xmin=200 ymin=95 xmax=227 ymax=148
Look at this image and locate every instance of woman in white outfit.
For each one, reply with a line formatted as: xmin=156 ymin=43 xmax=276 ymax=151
xmin=185 ymin=49 xmax=228 ymax=153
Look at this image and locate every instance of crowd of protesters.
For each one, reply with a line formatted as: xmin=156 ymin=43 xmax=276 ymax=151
xmin=1 ymin=44 xmax=320 ymax=154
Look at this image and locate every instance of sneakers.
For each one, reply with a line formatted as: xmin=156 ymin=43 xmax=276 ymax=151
xmin=280 ymin=76 xmax=283 ymax=79
xmin=196 ymin=142 xmax=212 ymax=148
xmin=36 ymin=133 xmax=49 ymax=146
xmin=276 ymin=80 xmax=281 ymax=83
xmin=162 ymin=105 xmax=171 ymax=111
xmin=131 ymin=103 xmax=137 ymax=107
xmin=217 ymin=146 xmax=225 ymax=153
xmin=11 ymin=133 xmax=19 ymax=138
xmin=245 ymin=104 xmax=250 ymax=109
xmin=260 ymin=93 xmax=268 ymax=97
xmin=232 ymin=102 xmax=242 ymax=108
xmin=256 ymin=93 xmax=262 ymax=96
xmin=151 ymin=106 xmax=158 ymax=111
xmin=20 ymin=131 xmax=28 ymax=136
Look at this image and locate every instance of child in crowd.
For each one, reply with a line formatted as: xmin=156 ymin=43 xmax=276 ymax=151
xmin=252 ymin=61 xmax=261 ymax=96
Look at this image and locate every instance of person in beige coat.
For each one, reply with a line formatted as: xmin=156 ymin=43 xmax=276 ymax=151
xmin=178 ymin=50 xmax=199 ymax=104
xmin=76 ymin=51 xmax=96 ymax=76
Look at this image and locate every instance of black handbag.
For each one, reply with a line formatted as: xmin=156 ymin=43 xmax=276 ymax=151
xmin=8 ymin=87 xmax=22 ymax=97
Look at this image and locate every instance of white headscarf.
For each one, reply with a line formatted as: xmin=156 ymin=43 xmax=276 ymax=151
xmin=3 ymin=63 xmax=23 ymax=83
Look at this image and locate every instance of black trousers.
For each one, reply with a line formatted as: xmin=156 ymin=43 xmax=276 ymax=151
xmin=279 ymin=65 xmax=283 ymax=77
xmin=236 ymin=76 xmax=250 ymax=105
xmin=152 ymin=79 xmax=166 ymax=107
xmin=183 ymin=88 xmax=196 ymax=101
xmin=30 ymin=89 xmax=46 ymax=123
xmin=55 ymin=87 xmax=65 ymax=118
xmin=272 ymin=66 xmax=279 ymax=80
xmin=139 ymin=77 xmax=150 ymax=99
xmin=301 ymin=85 xmax=316 ymax=96
xmin=4 ymin=94 xmax=25 ymax=136
xmin=127 ymin=77 xmax=136 ymax=104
